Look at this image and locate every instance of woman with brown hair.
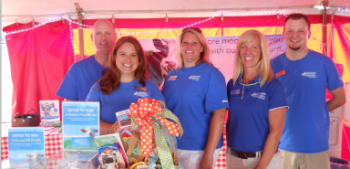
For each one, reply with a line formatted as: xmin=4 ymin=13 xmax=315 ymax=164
xmin=162 ymin=27 xmax=229 ymax=169
xmin=86 ymin=36 xmax=165 ymax=135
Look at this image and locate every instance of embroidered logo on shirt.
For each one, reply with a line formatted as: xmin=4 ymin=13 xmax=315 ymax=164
xmin=189 ymin=75 xmax=201 ymax=81
xmin=251 ymin=92 xmax=266 ymax=100
xmin=168 ymin=76 xmax=177 ymax=81
xmin=222 ymin=100 xmax=228 ymax=103
xmin=301 ymin=72 xmax=316 ymax=78
xmin=134 ymin=91 xmax=149 ymax=97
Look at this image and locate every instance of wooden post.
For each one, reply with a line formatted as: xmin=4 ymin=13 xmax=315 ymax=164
xmin=322 ymin=0 xmax=328 ymax=57
xmin=221 ymin=12 xmax=224 ymax=37
xmin=78 ymin=13 xmax=84 ymax=60
xmin=75 ymin=3 xmax=85 ymax=60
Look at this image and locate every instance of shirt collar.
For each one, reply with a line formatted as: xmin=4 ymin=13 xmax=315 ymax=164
xmin=238 ymin=75 xmax=260 ymax=86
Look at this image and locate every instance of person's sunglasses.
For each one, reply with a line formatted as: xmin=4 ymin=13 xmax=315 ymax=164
xmin=182 ymin=27 xmax=202 ymax=33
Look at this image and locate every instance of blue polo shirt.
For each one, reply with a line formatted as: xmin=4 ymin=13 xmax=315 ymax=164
xmin=271 ymin=50 xmax=344 ymax=153
xmin=86 ymin=79 xmax=165 ymax=124
xmin=162 ymin=63 xmax=229 ymax=150
xmin=227 ymin=76 xmax=288 ymax=152
xmin=57 ymin=55 xmax=107 ymax=101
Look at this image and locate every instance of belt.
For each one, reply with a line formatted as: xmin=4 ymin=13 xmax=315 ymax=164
xmin=228 ymin=148 xmax=262 ymax=159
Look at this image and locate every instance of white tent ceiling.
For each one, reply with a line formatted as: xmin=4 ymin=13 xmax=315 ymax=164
xmin=2 ymin=0 xmax=350 ymax=28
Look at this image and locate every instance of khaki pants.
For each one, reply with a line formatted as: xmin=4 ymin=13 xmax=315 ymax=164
xmin=279 ymin=149 xmax=330 ymax=169
xmin=225 ymin=150 xmax=283 ymax=169
xmin=177 ymin=148 xmax=221 ymax=169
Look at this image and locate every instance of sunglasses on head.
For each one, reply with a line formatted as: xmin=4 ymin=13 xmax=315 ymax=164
xmin=182 ymin=27 xmax=202 ymax=33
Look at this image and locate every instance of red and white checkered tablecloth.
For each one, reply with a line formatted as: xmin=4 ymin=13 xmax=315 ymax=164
xmin=1 ymin=127 xmax=62 ymax=161
xmin=1 ymin=137 xmax=9 ymax=160
xmin=214 ymin=125 xmax=227 ymax=169
xmin=46 ymin=158 xmax=62 ymax=169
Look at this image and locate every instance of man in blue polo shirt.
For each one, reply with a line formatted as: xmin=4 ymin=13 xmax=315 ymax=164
xmin=271 ymin=13 xmax=346 ymax=169
xmin=56 ymin=19 xmax=116 ymax=101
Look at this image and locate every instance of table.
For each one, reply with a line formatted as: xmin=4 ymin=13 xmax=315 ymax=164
xmin=1 ymin=126 xmax=227 ymax=168
xmin=1 ymin=127 xmax=62 ymax=160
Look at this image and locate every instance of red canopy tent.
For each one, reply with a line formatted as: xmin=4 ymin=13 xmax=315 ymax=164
xmin=2 ymin=0 xmax=350 ymax=164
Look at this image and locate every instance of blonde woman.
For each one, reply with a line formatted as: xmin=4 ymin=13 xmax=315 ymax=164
xmin=226 ymin=30 xmax=288 ymax=169
xmin=162 ymin=27 xmax=229 ymax=169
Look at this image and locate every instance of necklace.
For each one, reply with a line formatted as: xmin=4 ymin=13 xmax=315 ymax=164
xmin=239 ymin=81 xmax=259 ymax=86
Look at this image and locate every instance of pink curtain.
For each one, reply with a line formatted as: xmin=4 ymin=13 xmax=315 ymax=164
xmin=3 ymin=21 xmax=74 ymax=121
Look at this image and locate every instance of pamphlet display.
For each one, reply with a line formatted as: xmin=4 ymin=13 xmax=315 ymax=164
xmin=40 ymin=100 xmax=60 ymax=126
xmin=62 ymin=101 xmax=100 ymax=151
xmin=116 ymin=109 xmax=132 ymax=129
xmin=8 ymin=127 xmax=46 ymax=168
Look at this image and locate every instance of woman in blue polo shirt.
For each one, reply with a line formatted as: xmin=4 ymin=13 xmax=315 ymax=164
xmin=226 ymin=30 xmax=288 ymax=169
xmin=162 ymin=27 xmax=229 ymax=169
xmin=86 ymin=36 xmax=165 ymax=135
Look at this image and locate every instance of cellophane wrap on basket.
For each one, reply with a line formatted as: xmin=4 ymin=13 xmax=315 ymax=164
xmin=129 ymin=98 xmax=184 ymax=169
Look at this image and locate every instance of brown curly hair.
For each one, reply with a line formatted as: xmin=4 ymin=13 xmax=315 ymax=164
xmin=99 ymin=36 xmax=148 ymax=95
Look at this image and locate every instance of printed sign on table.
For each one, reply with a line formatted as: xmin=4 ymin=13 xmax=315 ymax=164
xmin=8 ymin=127 xmax=46 ymax=168
xmin=40 ymin=100 xmax=60 ymax=126
xmin=62 ymin=101 xmax=100 ymax=151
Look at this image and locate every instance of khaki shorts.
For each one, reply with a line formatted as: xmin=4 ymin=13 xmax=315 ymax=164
xmin=279 ymin=149 xmax=330 ymax=169
xmin=225 ymin=149 xmax=283 ymax=169
xmin=177 ymin=148 xmax=222 ymax=169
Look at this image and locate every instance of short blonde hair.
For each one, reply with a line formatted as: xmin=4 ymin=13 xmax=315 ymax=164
xmin=232 ymin=30 xmax=274 ymax=87
xmin=176 ymin=28 xmax=211 ymax=69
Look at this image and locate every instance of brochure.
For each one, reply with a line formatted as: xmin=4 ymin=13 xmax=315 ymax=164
xmin=115 ymin=109 xmax=131 ymax=128
xmin=8 ymin=127 xmax=46 ymax=168
xmin=62 ymin=101 xmax=100 ymax=151
xmin=94 ymin=133 xmax=129 ymax=168
xmin=40 ymin=100 xmax=60 ymax=126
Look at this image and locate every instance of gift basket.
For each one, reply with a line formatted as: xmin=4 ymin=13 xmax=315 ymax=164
xmin=110 ymin=98 xmax=184 ymax=169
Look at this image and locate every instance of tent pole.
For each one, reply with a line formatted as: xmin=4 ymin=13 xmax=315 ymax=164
xmin=330 ymin=13 xmax=335 ymax=61
xmin=322 ymin=0 xmax=328 ymax=57
xmin=221 ymin=12 xmax=224 ymax=37
xmin=78 ymin=13 xmax=84 ymax=60
xmin=75 ymin=3 xmax=85 ymax=61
